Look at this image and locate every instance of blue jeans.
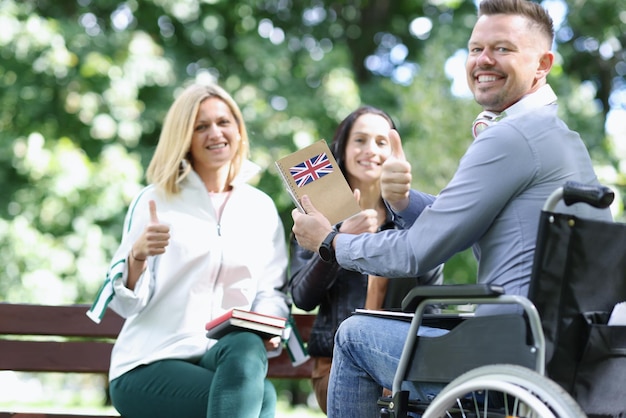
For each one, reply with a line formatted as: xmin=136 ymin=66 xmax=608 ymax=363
xmin=109 ymin=331 xmax=276 ymax=418
xmin=327 ymin=315 xmax=448 ymax=418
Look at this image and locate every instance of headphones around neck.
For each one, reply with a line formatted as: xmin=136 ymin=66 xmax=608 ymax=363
xmin=472 ymin=111 xmax=500 ymax=138
xmin=470 ymin=85 xmax=558 ymax=139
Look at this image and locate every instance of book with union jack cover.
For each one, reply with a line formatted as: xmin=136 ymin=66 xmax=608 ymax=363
xmin=275 ymin=139 xmax=360 ymax=225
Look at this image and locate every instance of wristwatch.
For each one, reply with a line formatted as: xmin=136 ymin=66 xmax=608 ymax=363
xmin=318 ymin=228 xmax=339 ymax=263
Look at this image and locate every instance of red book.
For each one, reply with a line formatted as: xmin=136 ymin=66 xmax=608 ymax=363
xmin=205 ymin=309 xmax=287 ymax=340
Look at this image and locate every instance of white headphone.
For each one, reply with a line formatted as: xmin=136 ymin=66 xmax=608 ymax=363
xmin=471 ymin=85 xmax=558 ymax=138
xmin=472 ymin=111 xmax=500 ymax=138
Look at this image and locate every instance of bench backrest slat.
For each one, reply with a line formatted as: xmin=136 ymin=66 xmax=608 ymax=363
xmin=0 ymin=303 xmax=315 ymax=378
xmin=0 ymin=340 xmax=113 ymax=373
xmin=0 ymin=304 xmax=123 ymax=337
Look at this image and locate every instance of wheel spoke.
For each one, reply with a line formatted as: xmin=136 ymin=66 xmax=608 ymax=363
xmin=422 ymin=365 xmax=585 ymax=418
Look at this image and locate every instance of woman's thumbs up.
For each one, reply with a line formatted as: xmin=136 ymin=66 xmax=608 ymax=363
xmin=381 ymin=129 xmax=412 ymax=211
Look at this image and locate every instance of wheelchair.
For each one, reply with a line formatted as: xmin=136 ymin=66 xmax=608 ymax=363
xmin=378 ymin=182 xmax=625 ymax=418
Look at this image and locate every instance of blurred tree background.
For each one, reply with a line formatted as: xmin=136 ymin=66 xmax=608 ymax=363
xmin=0 ymin=0 xmax=624 ymax=411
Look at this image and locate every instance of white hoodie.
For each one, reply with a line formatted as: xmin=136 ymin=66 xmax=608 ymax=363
xmin=87 ymin=162 xmax=289 ymax=381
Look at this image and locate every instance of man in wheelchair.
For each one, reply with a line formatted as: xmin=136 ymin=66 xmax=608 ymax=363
xmin=291 ymin=0 xmax=613 ymax=416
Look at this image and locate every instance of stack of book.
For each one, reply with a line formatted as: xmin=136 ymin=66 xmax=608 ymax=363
xmin=205 ymin=308 xmax=287 ymax=340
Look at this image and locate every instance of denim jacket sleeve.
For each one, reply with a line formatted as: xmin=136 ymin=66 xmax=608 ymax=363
xmin=288 ymin=234 xmax=342 ymax=312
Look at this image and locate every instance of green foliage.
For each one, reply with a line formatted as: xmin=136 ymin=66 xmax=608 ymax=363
xmin=0 ymin=0 xmax=624 ymax=305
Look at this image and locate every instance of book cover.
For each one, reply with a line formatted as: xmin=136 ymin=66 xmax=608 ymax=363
xmin=275 ymin=139 xmax=361 ymax=226
xmin=352 ymin=308 xmax=474 ymax=325
xmin=353 ymin=308 xmax=415 ymax=322
xmin=205 ymin=308 xmax=287 ymax=329
xmin=205 ymin=309 xmax=287 ymax=340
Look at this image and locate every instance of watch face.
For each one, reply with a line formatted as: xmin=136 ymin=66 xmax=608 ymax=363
xmin=319 ymin=245 xmax=332 ymax=262
xmin=319 ymin=230 xmax=337 ymax=262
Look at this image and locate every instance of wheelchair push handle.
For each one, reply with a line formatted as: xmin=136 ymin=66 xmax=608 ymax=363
xmin=563 ymin=181 xmax=614 ymax=208
xmin=543 ymin=181 xmax=614 ymax=212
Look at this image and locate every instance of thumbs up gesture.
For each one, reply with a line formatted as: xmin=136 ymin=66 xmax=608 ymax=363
xmin=130 ymin=200 xmax=170 ymax=261
xmin=381 ymin=129 xmax=412 ymax=212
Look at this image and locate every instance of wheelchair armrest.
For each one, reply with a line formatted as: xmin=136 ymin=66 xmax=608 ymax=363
xmin=401 ymin=284 xmax=505 ymax=312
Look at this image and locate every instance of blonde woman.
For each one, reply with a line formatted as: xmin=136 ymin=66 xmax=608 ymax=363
xmin=88 ymin=83 xmax=289 ymax=418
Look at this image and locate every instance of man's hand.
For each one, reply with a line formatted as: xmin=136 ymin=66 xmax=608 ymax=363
xmin=381 ymin=129 xmax=412 ymax=212
xmin=292 ymin=195 xmax=334 ymax=252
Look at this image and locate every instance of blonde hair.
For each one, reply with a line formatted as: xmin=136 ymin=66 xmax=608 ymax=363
xmin=146 ymin=83 xmax=249 ymax=196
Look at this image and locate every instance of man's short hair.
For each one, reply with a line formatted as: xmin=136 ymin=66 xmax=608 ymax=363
xmin=478 ymin=0 xmax=555 ymax=46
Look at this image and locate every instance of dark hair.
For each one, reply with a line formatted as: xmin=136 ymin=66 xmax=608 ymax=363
xmin=478 ymin=0 xmax=554 ymax=46
xmin=330 ymin=106 xmax=396 ymax=175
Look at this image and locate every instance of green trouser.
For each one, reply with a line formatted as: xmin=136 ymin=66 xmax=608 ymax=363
xmin=109 ymin=332 xmax=276 ymax=418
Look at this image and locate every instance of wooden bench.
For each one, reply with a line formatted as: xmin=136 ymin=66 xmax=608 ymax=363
xmin=0 ymin=303 xmax=315 ymax=418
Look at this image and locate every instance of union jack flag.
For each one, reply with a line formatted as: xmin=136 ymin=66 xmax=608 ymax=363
xmin=290 ymin=152 xmax=333 ymax=187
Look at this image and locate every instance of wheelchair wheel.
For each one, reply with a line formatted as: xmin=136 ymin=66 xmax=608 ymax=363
xmin=423 ymin=364 xmax=585 ymax=418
